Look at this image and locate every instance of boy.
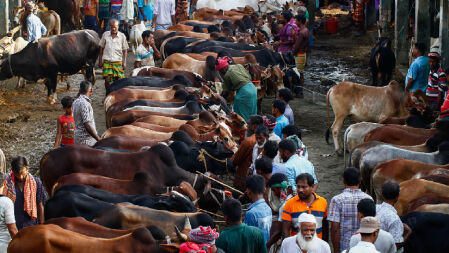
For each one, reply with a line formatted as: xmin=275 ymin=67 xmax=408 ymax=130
xmin=53 ymin=96 xmax=75 ymax=148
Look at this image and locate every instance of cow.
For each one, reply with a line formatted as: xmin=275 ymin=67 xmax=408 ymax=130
xmin=413 ymin=203 xmax=449 ymax=214
xmin=358 ymin=142 xmax=449 ymax=195
xmin=178 ymin=123 xmax=238 ymax=152
xmin=403 ymin=194 xmax=449 ymax=214
xmin=395 ymin=179 xmax=449 ymax=215
xmin=363 ymin=124 xmax=440 ymax=145
xmin=15 ymin=7 xmax=61 ymax=36
xmin=343 ymin=122 xmax=383 ymax=166
xmin=131 ymin=122 xmax=180 ymax=132
xmin=325 ymin=81 xmax=408 ymax=155
xmin=154 ymin=30 xmax=210 ymax=50
xmin=0 ymin=30 xmax=99 ymax=104
xmin=131 ymin=66 xmax=206 ymax=87
xmin=45 ymin=185 xmax=196 ymax=220
xmin=94 ymin=202 xmax=214 ymax=237
xmin=110 ymin=110 xmax=196 ymax=128
xmin=93 ymin=136 xmax=159 ymax=151
xmin=400 ymin=212 xmax=449 ymax=253
xmin=104 ymin=86 xmax=186 ymax=112
xmin=101 ymin=125 xmax=173 ymax=140
xmin=122 ymin=100 xmax=204 ymax=115
xmin=106 ymin=75 xmax=194 ymax=95
xmin=370 ymin=38 xmax=396 ymax=86
xmin=42 ymin=0 xmax=81 ymax=32
xmin=129 ymin=22 xmax=147 ymax=54
xmin=162 ymin=53 xmax=220 ymax=82
xmin=7 ymin=224 xmax=169 ymax=253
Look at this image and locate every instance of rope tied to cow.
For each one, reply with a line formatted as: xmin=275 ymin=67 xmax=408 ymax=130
xmin=196 ymin=148 xmax=228 ymax=174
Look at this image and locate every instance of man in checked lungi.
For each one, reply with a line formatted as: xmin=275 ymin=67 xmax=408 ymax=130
xmin=98 ymin=19 xmax=129 ymax=89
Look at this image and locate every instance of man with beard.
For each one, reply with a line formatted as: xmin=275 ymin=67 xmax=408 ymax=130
xmin=248 ymin=125 xmax=271 ymax=175
xmin=1 ymin=157 xmax=46 ymax=230
xmin=281 ymin=173 xmax=328 ymax=241
xmin=280 ymin=213 xmax=331 ymax=253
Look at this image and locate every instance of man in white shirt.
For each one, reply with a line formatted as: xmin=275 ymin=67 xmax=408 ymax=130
xmin=0 ymin=196 xmax=18 ymax=252
xmin=349 ymin=199 xmax=396 ymax=253
xmin=152 ymin=0 xmax=176 ymax=30
xmin=348 ymin=217 xmax=381 ymax=253
xmin=280 ymin=213 xmax=331 ymax=253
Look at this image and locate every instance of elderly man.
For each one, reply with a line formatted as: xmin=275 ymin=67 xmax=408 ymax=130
xmin=98 ymin=19 xmax=128 ymax=89
xmin=22 ymin=2 xmax=47 ymax=42
xmin=280 ymin=213 xmax=331 ymax=253
xmin=72 ymin=81 xmax=101 ymax=146
xmin=2 ymin=156 xmax=46 ymax=230
xmin=348 ymin=217 xmax=381 ymax=253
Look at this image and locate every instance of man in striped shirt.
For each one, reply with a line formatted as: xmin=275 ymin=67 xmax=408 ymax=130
xmin=426 ymin=52 xmax=447 ymax=110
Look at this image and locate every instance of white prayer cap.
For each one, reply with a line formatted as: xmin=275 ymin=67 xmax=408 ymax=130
xmin=298 ymin=213 xmax=316 ymax=224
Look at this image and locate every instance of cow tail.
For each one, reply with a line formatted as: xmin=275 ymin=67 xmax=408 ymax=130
xmin=343 ymin=127 xmax=349 ymax=168
xmin=325 ymin=89 xmax=331 ymax=144
xmin=53 ymin=11 xmax=61 ymax=35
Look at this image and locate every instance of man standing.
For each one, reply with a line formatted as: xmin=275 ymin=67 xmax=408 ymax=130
xmin=232 ymin=115 xmax=264 ymax=189
xmin=292 ymin=14 xmax=309 ymax=97
xmin=22 ymin=2 xmax=47 ymax=42
xmin=244 ymin=175 xmax=272 ymax=243
xmin=328 ymin=167 xmax=372 ymax=253
xmin=349 ymin=199 xmax=396 ymax=253
xmin=152 ymin=0 xmax=176 ymax=30
xmin=281 ymin=173 xmax=328 ymax=241
xmin=215 ymin=57 xmax=258 ymax=122
xmin=249 ymin=125 xmax=271 ymax=174
xmin=376 ymin=180 xmax=411 ymax=250
xmin=348 ymin=217 xmax=381 ymax=253
xmin=216 ymin=199 xmax=267 ymax=253
xmin=279 ymin=139 xmax=317 ymax=192
xmin=2 ymin=157 xmax=46 ymax=230
xmin=120 ymin=0 xmax=134 ymax=32
xmin=82 ymin=0 xmax=99 ymax=32
xmin=263 ymin=140 xmax=287 ymax=175
xmin=280 ymin=213 xmax=331 ymax=253
xmin=98 ymin=19 xmax=129 ymax=89
xmin=72 ymin=81 xmax=101 ymax=146
xmin=277 ymin=88 xmax=294 ymax=125
xmin=272 ymin=100 xmax=290 ymax=139
xmin=405 ymin=42 xmax=430 ymax=93
xmin=426 ymin=52 xmax=447 ymax=110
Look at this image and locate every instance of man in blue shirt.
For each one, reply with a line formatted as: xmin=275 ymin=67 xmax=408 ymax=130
xmin=405 ymin=42 xmax=430 ymax=92
xmin=272 ymin=100 xmax=290 ymax=138
xmin=24 ymin=2 xmax=47 ymax=42
xmin=279 ymin=139 xmax=317 ymax=193
xmin=244 ymin=175 xmax=272 ymax=243
xmin=263 ymin=140 xmax=287 ymax=175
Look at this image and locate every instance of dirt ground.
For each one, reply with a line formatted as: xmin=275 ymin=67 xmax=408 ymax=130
xmin=0 ymin=22 xmax=389 ymax=203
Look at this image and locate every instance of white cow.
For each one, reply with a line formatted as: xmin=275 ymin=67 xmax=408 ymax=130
xmin=129 ymin=22 xmax=148 ymax=54
xmin=197 ymin=0 xmax=259 ymax=11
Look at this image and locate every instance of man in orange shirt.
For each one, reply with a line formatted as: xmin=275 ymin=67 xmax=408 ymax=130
xmin=83 ymin=0 xmax=99 ymax=32
xmin=281 ymin=173 xmax=328 ymax=241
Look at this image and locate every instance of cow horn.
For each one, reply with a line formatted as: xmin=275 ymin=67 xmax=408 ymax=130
xmin=183 ymin=215 xmax=192 ymax=230
xmin=192 ymin=198 xmax=200 ymax=205
xmin=174 ymin=225 xmax=188 ymax=241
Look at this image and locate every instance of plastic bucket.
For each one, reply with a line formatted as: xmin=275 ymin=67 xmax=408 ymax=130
xmin=326 ymin=19 xmax=338 ymax=34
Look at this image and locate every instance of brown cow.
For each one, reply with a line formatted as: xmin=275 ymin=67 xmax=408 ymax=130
xmin=414 ymin=203 xmax=449 ymax=214
xmin=179 ymin=123 xmax=238 ymax=152
xmin=136 ymin=115 xmax=188 ymax=128
xmin=104 ymin=86 xmax=186 ymax=112
xmin=131 ymin=66 xmax=206 ymax=87
xmin=403 ymin=194 xmax=449 ymax=214
xmin=45 ymin=217 xmax=142 ymax=238
xmin=154 ymin=30 xmax=210 ymax=49
xmin=110 ymin=110 xmax=196 ymax=127
xmin=7 ymin=224 xmax=168 ymax=253
xmin=395 ymin=179 xmax=449 ymax=215
xmin=101 ymin=125 xmax=173 ymax=140
xmin=162 ymin=53 xmax=218 ymax=81
xmin=372 ymin=160 xmax=449 ymax=200
xmin=94 ymin=136 xmax=159 ymax=151
xmin=131 ymin=122 xmax=180 ymax=133
xmin=363 ymin=125 xmax=438 ymax=145
xmin=326 ymin=81 xmax=408 ymax=154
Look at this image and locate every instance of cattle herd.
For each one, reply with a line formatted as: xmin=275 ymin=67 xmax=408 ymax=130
xmin=1 ymin=2 xmax=449 ymax=253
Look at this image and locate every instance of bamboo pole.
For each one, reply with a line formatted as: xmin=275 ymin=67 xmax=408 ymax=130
xmin=196 ymin=171 xmax=244 ymax=195
xmin=198 ymin=208 xmax=225 ymax=219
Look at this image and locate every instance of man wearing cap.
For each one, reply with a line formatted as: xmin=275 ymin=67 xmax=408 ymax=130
xmin=349 ymin=199 xmax=396 ymax=253
xmin=22 ymin=2 xmax=47 ymax=42
xmin=348 ymin=217 xmax=381 ymax=253
xmin=280 ymin=213 xmax=331 ymax=253
xmin=215 ymin=57 xmax=257 ymax=122
xmin=426 ymin=52 xmax=447 ymax=110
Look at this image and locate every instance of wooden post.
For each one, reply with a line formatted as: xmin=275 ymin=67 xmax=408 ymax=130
xmin=394 ymin=0 xmax=409 ymax=65
xmin=440 ymin=0 xmax=449 ymax=67
xmin=0 ymin=0 xmax=9 ymax=35
xmin=415 ymin=0 xmax=431 ymax=51
xmin=379 ymin=0 xmax=392 ymax=38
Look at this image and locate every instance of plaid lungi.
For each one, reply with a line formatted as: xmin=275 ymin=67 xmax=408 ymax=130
xmin=295 ymin=52 xmax=307 ymax=73
xmin=103 ymin=60 xmax=125 ymax=81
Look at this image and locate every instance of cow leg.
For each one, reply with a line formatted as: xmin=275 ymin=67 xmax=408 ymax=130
xmin=45 ymin=77 xmax=58 ymax=104
xmin=331 ymin=115 xmax=345 ymax=156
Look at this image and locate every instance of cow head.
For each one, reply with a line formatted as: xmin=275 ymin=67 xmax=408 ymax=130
xmin=221 ymin=112 xmax=247 ymax=143
xmin=0 ymin=54 xmax=13 ymax=80
xmin=214 ymin=121 xmax=238 ymax=153
xmin=153 ymin=191 xmax=196 ymax=213
xmin=130 ymin=227 xmax=165 ymax=252
xmin=197 ymin=141 xmax=235 ymax=175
